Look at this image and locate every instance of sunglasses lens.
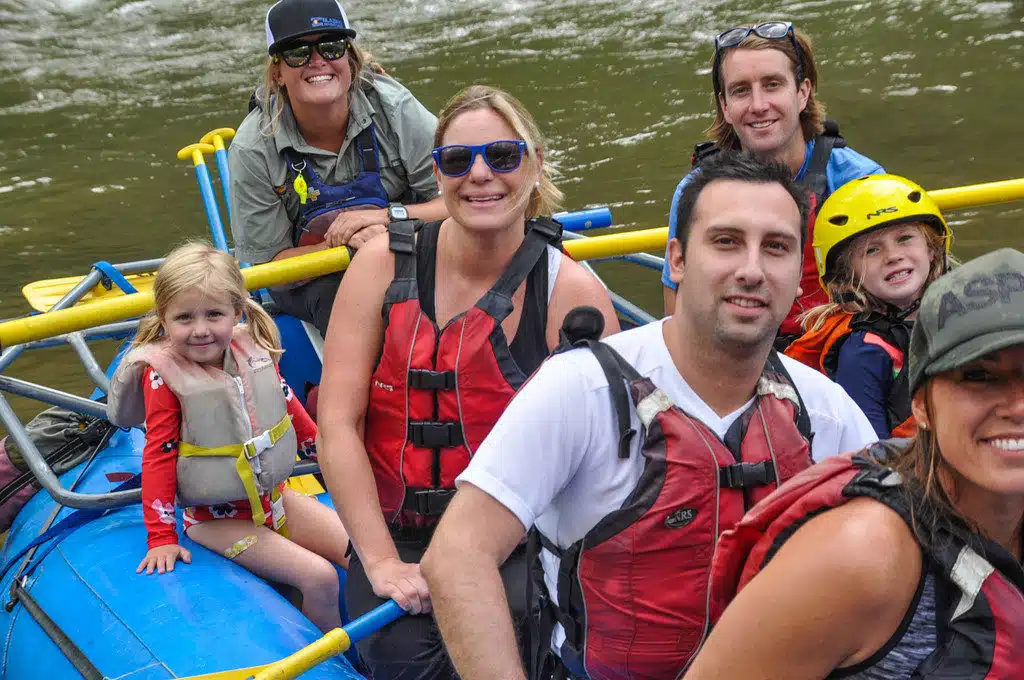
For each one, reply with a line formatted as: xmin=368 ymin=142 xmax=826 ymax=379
xmin=280 ymin=45 xmax=311 ymax=67
xmin=317 ymin=39 xmax=348 ymax=61
xmin=438 ymin=146 xmax=473 ymax=176
xmin=756 ymin=22 xmax=790 ymax=39
xmin=485 ymin=142 xmax=524 ymax=172
xmin=716 ymin=27 xmax=749 ymax=49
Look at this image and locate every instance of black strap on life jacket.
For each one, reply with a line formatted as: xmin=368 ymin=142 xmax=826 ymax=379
xmin=848 ymin=311 xmax=914 ymax=430
xmin=691 ymin=120 xmax=847 ymax=206
xmin=557 ymin=307 xmax=813 ymax=464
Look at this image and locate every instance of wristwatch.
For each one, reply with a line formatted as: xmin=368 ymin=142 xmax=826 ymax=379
xmin=387 ymin=203 xmax=409 ymax=222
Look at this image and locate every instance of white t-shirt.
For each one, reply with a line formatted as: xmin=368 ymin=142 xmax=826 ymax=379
xmin=457 ymin=319 xmax=878 ymax=646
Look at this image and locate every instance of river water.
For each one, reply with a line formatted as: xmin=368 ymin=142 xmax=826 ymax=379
xmin=0 ymin=0 xmax=1022 ymax=422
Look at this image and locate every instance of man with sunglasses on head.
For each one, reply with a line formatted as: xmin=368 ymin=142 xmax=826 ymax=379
xmin=229 ymin=0 xmax=448 ymax=335
xmin=661 ymin=22 xmax=883 ymax=348
xmin=420 ymin=152 xmax=876 ymax=680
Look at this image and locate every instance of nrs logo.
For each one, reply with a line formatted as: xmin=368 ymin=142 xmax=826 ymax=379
xmin=373 ymin=380 xmax=394 ymax=392
xmin=665 ymin=507 xmax=697 ymax=529
xmin=866 ymin=206 xmax=899 ymax=219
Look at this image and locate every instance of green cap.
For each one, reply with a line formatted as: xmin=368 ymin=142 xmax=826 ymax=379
xmin=909 ymin=248 xmax=1024 ymax=394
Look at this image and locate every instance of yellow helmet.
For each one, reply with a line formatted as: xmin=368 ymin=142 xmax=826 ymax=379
xmin=812 ymin=174 xmax=951 ymax=286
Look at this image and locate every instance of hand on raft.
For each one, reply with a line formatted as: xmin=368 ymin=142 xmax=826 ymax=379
xmin=138 ymin=544 xmax=192 ymax=575
xmin=366 ymin=556 xmax=432 ymax=614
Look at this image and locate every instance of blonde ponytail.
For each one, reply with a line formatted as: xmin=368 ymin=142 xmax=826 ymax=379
xmin=244 ymin=297 xmax=284 ymax=358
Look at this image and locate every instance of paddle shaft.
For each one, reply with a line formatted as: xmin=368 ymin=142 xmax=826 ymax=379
xmin=2 ymin=177 xmax=1022 ymax=348
xmin=178 ymin=600 xmax=405 ymax=680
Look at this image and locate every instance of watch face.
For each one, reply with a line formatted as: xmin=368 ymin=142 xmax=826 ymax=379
xmin=390 ymin=206 xmax=409 ymax=220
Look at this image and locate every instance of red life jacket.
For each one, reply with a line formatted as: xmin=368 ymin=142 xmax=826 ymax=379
xmin=709 ymin=444 xmax=1024 ymax=677
xmin=783 ymin=191 xmax=831 ymax=336
xmin=785 ymin=311 xmax=916 ymax=437
xmin=533 ymin=332 xmax=813 ymax=680
xmin=363 ymin=217 xmax=562 ymax=528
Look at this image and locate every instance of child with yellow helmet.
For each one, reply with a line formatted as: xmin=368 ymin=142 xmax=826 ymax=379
xmin=785 ymin=174 xmax=952 ymax=438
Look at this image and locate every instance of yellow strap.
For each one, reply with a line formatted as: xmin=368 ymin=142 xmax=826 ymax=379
xmin=270 ymin=485 xmax=290 ymax=538
xmin=177 ymin=414 xmax=293 ymax=458
xmin=236 ymin=452 xmax=268 ymax=526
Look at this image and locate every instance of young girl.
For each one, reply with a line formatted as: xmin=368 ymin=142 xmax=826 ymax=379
xmin=107 ymin=242 xmax=350 ymax=633
xmin=785 ymin=174 xmax=952 ymax=439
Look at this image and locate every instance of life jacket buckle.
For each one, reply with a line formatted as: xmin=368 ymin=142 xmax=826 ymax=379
xmin=243 ymin=430 xmax=274 ymax=460
xmin=403 ymin=488 xmax=456 ymax=516
xmin=719 ymin=461 xmax=776 ymax=489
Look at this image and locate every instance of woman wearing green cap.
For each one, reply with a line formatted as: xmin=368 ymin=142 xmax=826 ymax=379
xmin=683 ymin=248 xmax=1024 ymax=679
xmin=229 ymin=0 xmax=448 ymax=334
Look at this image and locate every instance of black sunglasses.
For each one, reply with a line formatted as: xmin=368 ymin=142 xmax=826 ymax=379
xmin=711 ymin=22 xmax=805 ymax=94
xmin=432 ymin=140 xmax=528 ymax=177
xmin=275 ymin=37 xmax=349 ymax=68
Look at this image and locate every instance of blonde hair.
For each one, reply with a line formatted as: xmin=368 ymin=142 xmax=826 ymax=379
xmin=257 ymin=41 xmax=383 ymax=137
xmin=434 ymin=85 xmax=563 ymax=220
xmin=708 ymin=27 xmax=825 ymax=151
xmin=802 ymin=222 xmax=951 ymax=332
xmin=134 ymin=242 xmax=282 ymax=357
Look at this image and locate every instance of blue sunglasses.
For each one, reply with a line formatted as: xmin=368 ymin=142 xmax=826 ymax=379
xmin=712 ymin=21 xmax=805 ymax=95
xmin=432 ymin=140 xmax=528 ymax=177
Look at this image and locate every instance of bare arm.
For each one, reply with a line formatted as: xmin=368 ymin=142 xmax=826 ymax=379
xmin=546 ymin=255 xmax=621 ymax=349
xmin=317 ymin=233 xmax=429 ymax=612
xmin=421 ymin=484 xmax=529 ymax=680
xmin=684 ymin=498 xmax=922 ymax=680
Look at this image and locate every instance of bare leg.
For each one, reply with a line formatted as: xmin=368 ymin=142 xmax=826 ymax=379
xmin=280 ymin=487 xmax=351 ymax=569
xmin=186 ymin=519 xmax=343 ymax=633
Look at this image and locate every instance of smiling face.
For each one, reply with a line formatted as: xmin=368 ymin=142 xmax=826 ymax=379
xmin=434 ymin=107 xmax=537 ymax=233
xmin=274 ymin=34 xmax=353 ymax=108
xmin=668 ymin=178 xmax=803 ymax=351
xmin=161 ymin=287 xmax=241 ymax=367
xmin=916 ymin=346 xmax=1024 ymax=500
xmin=719 ymin=47 xmax=810 ymax=159
xmin=849 ymin=222 xmax=935 ymax=310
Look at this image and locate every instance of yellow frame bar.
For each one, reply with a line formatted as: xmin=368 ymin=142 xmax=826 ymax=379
xmin=2 ymin=176 xmax=1022 ymax=349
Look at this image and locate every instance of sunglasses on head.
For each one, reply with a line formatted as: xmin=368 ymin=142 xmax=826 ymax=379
xmin=712 ymin=21 xmax=805 ymax=94
xmin=274 ymin=37 xmax=349 ymax=68
xmin=432 ymin=140 xmax=528 ymax=177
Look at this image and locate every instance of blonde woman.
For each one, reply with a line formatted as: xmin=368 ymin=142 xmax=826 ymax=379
xmin=317 ymin=85 xmax=619 ymax=679
xmin=229 ymin=0 xmax=448 ymax=334
xmin=107 ymin=242 xmax=350 ymax=634
xmin=687 ymin=248 xmax=1024 ymax=679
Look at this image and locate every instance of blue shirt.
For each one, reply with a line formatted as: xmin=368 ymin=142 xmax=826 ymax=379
xmin=661 ymin=141 xmax=884 ymax=289
xmin=834 ymin=331 xmax=894 ymax=439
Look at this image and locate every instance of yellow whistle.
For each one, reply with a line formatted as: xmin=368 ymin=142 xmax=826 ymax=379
xmin=293 ymin=174 xmax=308 ymax=205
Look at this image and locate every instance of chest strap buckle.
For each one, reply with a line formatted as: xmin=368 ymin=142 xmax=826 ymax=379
xmin=719 ymin=461 xmax=776 ymax=489
xmin=408 ymin=421 xmax=465 ymax=448
xmin=402 ymin=488 xmax=456 ymax=516
xmin=408 ymin=369 xmax=457 ymax=391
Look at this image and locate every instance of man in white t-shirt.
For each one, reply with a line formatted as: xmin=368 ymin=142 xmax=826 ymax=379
xmin=421 ymin=152 xmax=877 ymax=680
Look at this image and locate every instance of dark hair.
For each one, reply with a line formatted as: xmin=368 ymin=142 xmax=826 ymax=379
xmin=673 ymin=151 xmax=810 ymax=259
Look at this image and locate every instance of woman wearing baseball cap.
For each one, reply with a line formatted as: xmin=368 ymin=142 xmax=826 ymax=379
xmin=229 ymin=0 xmax=448 ymax=334
xmin=683 ymin=248 xmax=1024 ymax=679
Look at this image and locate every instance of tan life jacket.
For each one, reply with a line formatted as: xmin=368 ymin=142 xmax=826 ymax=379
xmin=107 ymin=326 xmax=296 ymax=524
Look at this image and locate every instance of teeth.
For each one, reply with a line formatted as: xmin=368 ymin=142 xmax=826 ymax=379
xmin=728 ymin=298 xmax=764 ymax=308
xmin=989 ymin=438 xmax=1024 ymax=451
xmin=886 ymin=269 xmax=912 ymax=283
xmin=306 ymin=74 xmax=333 ymax=84
xmin=750 ymin=121 xmax=773 ymax=129
xmin=467 ymin=196 xmax=502 ymax=202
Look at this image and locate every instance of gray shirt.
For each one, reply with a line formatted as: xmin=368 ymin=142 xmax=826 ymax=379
xmin=229 ymin=73 xmax=438 ymax=264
